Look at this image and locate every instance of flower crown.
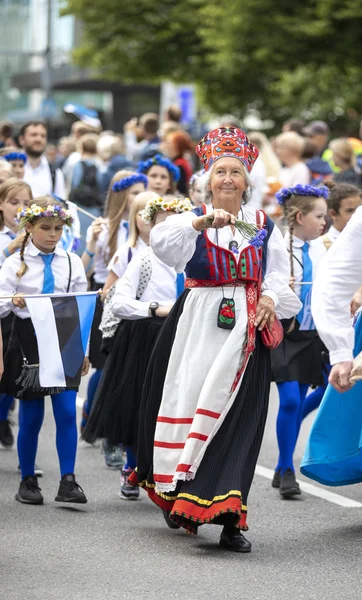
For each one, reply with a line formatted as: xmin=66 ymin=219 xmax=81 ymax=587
xmin=141 ymin=197 xmax=193 ymax=224
xmin=112 ymin=173 xmax=148 ymax=193
xmin=276 ymin=184 xmax=329 ymax=206
xmin=17 ymin=203 xmax=74 ymax=228
xmin=4 ymin=152 xmax=27 ymax=163
xmin=138 ymin=154 xmax=181 ymax=183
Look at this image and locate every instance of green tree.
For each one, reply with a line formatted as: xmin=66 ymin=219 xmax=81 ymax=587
xmin=64 ymin=0 xmax=362 ymax=126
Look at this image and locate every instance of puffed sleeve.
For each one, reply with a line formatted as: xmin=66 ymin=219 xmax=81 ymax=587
xmin=0 ymin=256 xmax=18 ymax=318
xmin=150 ymin=212 xmax=200 ymax=273
xmin=110 ymin=256 xmax=150 ymax=320
xmin=261 ymin=224 xmax=302 ymax=319
xmin=312 ymin=207 xmax=362 ymax=364
xmin=69 ymin=254 xmax=88 ymax=293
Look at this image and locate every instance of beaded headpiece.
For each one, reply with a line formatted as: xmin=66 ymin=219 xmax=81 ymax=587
xmin=112 ymin=173 xmax=148 ymax=193
xmin=17 ymin=204 xmax=74 ymax=228
xmin=196 ymin=126 xmax=259 ymax=173
xmin=141 ymin=196 xmax=193 ymax=224
xmin=138 ymin=154 xmax=180 ymax=183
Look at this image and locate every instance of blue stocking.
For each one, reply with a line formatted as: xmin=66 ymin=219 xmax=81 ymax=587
xmin=276 ymin=381 xmax=308 ymax=474
xmin=17 ymin=398 xmax=45 ymax=479
xmin=0 ymin=394 xmax=14 ymax=420
xmin=301 ymin=366 xmax=331 ymax=421
xmin=81 ymin=369 xmax=102 ymax=429
xmin=125 ymin=446 xmax=137 ymax=471
xmin=51 ymin=391 xmax=78 ymax=477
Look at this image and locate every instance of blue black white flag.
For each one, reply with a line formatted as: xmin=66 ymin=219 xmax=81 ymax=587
xmin=26 ymin=292 xmax=97 ymax=388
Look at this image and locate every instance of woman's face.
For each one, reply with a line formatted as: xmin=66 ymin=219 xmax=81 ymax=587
xmin=147 ymin=165 xmax=171 ymax=196
xmin=0 ymin=188 xmax=31 ymax=230
xmin=126 ymin=182 xmax=146 ymax=211
xmin=210 ymin=157 xmax=247 ymax=213
xmin=10 ymin=160 xmax=25 ymax=179
xmin=296 ymin=198 xmax=327 ymax=240
xmin=162 ymin=136 xmax=177 ymax=160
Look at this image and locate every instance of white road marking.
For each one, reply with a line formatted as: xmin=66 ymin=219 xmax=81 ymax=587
xmin=255 ymin=464 xmax=362 ymax=508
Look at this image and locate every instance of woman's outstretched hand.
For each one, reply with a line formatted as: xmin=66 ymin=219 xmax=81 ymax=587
xmin=192 ymin=209 xmax=236 ymax=232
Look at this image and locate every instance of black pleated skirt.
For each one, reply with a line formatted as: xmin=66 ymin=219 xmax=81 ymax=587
xmin=132 ymin=290 xmax=271 ymax=534
xmin=0 ymin=317 xmax=77 ymax=400
xmin=82 ymin=316 xmax=165 ymax=446
xmin=89 ymin=281 xmax=107 ymax=370
xmin=271 ymin=322 xmax=325 ymax=385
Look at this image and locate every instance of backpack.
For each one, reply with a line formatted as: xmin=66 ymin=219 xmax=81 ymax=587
xmin=69 ymin=161 xmax=101 ymax=208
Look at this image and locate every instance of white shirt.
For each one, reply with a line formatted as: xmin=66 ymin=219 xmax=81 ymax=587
xmin=150 ymin=205 xmax=302 ymax=320
xmin=24 ymin=155 xmax=66 ymax=199
xmin=280 ymin=162 xmax=310 ymax=188
xmin=0 ymin=240 xmax=87 ymax=319
xmin=107 ymin=238 xmax=148 ymax=279
xmin=249 ymin=156 xmax=266 ymax=209
xmin=86 ymin=219 xmax=129 ymax=283
xmin=312 ymin=206 xmax=362 ymax=364
xmin=0 ymin=227 xmax=16 ymax=268
xmin=111 ymin=250 xmax=178 ymax=319
xmin=284 ymin=232 xmax=327 ymax=300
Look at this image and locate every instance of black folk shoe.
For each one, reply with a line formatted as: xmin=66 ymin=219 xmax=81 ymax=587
xmin=162 ymin=510 xmax=181 ymax=529
xmin=16 ymin=476 xmax=43 ymax=505
xmin=55 ymin=474 xmax=87 ymax=504
xmin=279 ymin=468 xmax=302 ymax=498
xmin=219 ymin=528 xmax=252 ymax=553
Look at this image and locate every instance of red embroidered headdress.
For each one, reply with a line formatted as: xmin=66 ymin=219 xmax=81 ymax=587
xmin=196 ymin=126 xmax=259 ymax=173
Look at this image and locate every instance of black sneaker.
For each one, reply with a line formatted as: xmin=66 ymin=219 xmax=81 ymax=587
xmin=272 ymin=469 xmax=281 ymax=489
xmin=279 ymin=468 xmax=302 ymax=498
xmin=219 ymin=528 xmax=252 ymax=553
xmin=0 ymin=419 xmax=14 ymax=448
xmin=55 ymin=474 xmax=87 ymax=504
xmin=119 ymin=468 xmax=140 ymax=500
xmin=15 ymin=476 xmax=43 ymax=505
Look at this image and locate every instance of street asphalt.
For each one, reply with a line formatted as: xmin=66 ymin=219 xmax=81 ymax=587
xmin=1 ymin=377 xmax=361 ymax=600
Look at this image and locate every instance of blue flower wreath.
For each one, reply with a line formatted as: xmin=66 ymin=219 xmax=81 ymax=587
xmin=4 ymin=152 xmax=27 ymax=163
xmin=138 ymin=153 xmax=181 ymax=183
xmin=276 ymin=184 xmax=329 ymax=206
xmin=112 ymin=173 xmax=148 ymax=193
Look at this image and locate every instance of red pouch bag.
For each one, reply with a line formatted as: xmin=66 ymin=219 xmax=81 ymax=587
xmin=260 ymin=317 xmax=284 ymax=350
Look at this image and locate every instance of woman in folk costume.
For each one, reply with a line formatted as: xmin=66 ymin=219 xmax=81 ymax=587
xmin=130 ymin=127 xmax=301 ymax=553
xmin=301 ymin=206 xmax=362 ymax=486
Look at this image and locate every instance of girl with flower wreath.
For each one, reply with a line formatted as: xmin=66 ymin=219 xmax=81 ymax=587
xmin=0 ymin=178 xmax=32 ymax=449
xmin=80 ymin=170 xmax=147 ymax=466
xmin=270 ymin=184 xmax=328 ymax=499
xmin=82 ymin=195 xmax=190 ymax=500
xmin=129 ymin=127 xmax=301 ymax=553
xmin=138 ymin=154 xmax=180 ymax=197
xmin=0 ymin=196 xmax=89 ymax=505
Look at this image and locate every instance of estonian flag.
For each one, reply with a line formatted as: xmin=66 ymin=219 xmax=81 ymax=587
xmin=26 ymin=293 xmax=97 ymax=388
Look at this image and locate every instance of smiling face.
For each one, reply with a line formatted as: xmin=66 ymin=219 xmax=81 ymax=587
xmin=26 ymin=218 xmax=64 ymax=253
xmin=0 ymin=188 xmax=31 ymax=231
xmin=209 ymin=157 xmax=247 ymax=214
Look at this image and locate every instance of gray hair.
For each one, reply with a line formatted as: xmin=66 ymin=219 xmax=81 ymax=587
xmin=199 ymin=161 xmax=252 ymax=205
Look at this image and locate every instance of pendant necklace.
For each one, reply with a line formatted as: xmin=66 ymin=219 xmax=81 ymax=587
xmin=228 ymin=206 xmax=244 ymax=255
xmin=216 ymin=228 xmax=237 ymax=330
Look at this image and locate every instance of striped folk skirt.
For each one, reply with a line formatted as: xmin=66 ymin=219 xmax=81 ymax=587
xmin=131 ymin=289 xmax=271 ymax=534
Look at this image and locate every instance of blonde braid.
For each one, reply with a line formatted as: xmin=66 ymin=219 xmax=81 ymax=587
xmin=16 ymin=231 xmax=30 ymax=278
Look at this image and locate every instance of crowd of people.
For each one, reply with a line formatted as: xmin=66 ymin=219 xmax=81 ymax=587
xmin=0 ymin=108 xmax=362 ymax=554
